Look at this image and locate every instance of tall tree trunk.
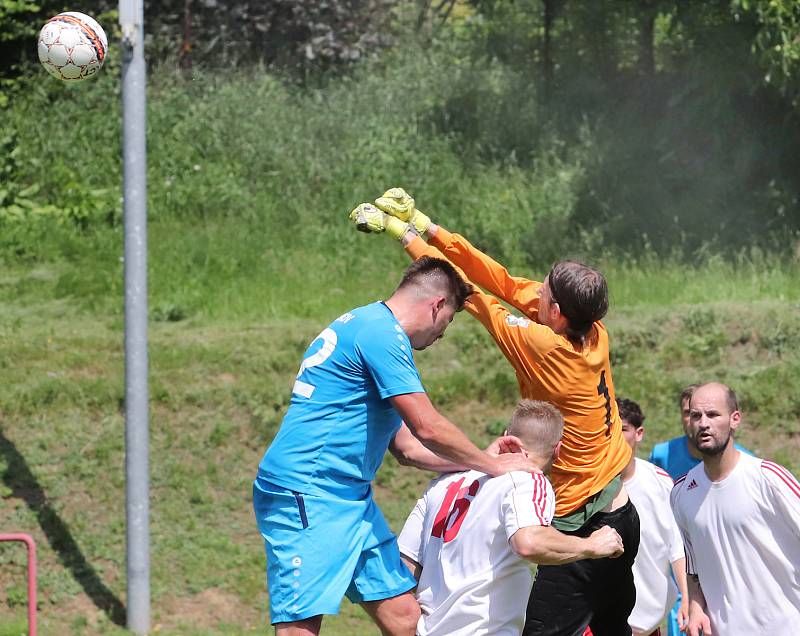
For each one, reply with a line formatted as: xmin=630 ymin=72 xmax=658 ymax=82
xmin=639 ymin=5 xmax=656 ymax=75
xmin=179 ymin=0 xmax=192 ymax=72
xmin=416 ymin=0 xmax=432 ymax=32
xmin=542 ymin=0 xmax=556 ymax=105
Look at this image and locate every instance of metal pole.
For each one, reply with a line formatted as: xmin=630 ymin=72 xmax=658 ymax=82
xmin=120 ymin=1 xmax=150 ymax=633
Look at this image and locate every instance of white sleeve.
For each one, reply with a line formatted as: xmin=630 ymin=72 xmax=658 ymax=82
xmin=398 ymin=493 xmax=428 ymax=564
xmin=760 ymin=460 xmax=800 ymax=535
xmin=657 ymin=471 xmax=685 ymax=564
xmin=668 ymin=515 xmax=685 ymax=565
xmin=501 ymin=472 xmax=555 ymax=541
xmin=670 ymin=480 xmax=697 ymax=575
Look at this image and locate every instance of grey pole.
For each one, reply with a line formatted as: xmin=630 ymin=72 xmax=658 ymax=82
xmin=119 ymin=1 xmax=150 ymax=633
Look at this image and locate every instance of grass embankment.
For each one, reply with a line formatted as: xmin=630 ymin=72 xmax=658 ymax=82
xmin=1 ymin=256 xmax=798 ymax=635
xmin=1 ymin=48 xmax=798 ymax=636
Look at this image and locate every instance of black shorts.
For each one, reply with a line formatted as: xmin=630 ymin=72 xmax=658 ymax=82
xmin=522 ymin=499 xmax=640 ymax=636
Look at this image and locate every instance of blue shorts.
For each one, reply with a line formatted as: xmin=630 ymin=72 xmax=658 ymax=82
xmin=253 ymin=477 xmax=416 ymax=624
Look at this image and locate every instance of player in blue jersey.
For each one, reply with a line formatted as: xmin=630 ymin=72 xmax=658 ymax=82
xmin=253 ymin=256 xmax=537 ymax=636
xmin=649 ymin=385 xmax=752 ymax=481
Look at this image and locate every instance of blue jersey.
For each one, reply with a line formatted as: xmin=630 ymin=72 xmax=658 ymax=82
xmin=648 ymin=436 xmax=753 ymax=481
xmin=259 ymin=302 xmax=424 ymax=499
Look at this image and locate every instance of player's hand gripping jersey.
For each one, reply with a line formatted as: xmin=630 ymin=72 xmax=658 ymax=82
xmin=406 ymin=229 xmax=631 ymax=516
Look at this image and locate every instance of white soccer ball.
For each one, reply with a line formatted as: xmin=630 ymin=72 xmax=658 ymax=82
xmin=38 ymin=12 xmax=108 ymax=82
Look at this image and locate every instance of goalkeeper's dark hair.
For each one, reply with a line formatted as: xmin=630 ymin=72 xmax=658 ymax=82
xmin=547 ymin=260 xmax=608 ymax=345
xmin=398 ymin=256 xmax=473 ymax=311
xmin=616 ymin=397 xmax=645 ymax=428
xmin=506 ymin=400 xmax=564 ymax=460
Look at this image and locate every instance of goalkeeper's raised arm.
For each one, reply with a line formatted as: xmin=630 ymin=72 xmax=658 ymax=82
xmin=373 ymin=188 xmax=541 ymax=317
xmin=348 ymin=186 xmax=637 ymax=636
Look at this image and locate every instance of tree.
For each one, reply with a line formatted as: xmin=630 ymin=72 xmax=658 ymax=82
xmin=143 ymin=0 xmax=397 ymax=74
xmin=733 ymin=0 xmax=800 ymax=99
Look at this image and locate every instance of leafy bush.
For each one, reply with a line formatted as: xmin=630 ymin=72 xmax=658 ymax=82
xmin=2 ymin=30 xmax=799 ymax=319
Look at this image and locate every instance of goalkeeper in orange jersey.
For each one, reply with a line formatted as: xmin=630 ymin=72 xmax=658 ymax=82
xmin=350 ymin=191 xmax=638 ymax=636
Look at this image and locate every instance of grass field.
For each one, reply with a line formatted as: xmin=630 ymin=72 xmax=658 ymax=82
xmin=1 ymin=252 xmax=798 ymax=635
xmin=2 ymin=41 xmax=799 ymax=635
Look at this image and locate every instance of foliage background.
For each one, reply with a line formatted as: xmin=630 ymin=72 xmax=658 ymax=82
xmin=3 ymin=0 xmax=800 ymax=254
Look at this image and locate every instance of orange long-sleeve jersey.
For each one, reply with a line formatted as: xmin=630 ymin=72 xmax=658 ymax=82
xmin=407 ymin=228 xmax=631 ymax=517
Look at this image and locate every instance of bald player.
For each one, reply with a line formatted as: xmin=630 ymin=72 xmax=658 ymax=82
xmin=670 ymin=382 xmax=800 ymax=636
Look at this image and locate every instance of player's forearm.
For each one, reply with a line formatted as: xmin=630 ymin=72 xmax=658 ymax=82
xmin=412 ymin=413 xmax=496 ymax=474
xmin=671 ymin=557 xmax=689 ymax=599
xmin=427 ymin=225 xmax=540 ymax=315
xmin=400 ymin=223 xmax=439 ymax=244
xmin=391 ymin=392 xmax=535 ymax=476
xmin=511 ymin=527 xmax=599 ymax=565
xmin=390 ymin=393 xmax=496 ymax=473
xmin=685 ymin=574 xmax=712 ymax=636
xmin=686 ymin=574 xmax=707 ymax=612
xmin=390 ymin=424 xmax=466 ymax=473
xmin=393 ymin=444 xmax=465 ymax=473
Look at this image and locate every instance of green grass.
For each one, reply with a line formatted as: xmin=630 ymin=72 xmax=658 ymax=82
xmin=1 ymin=41 xmax=799 ymax=635
xmin=0 ymin=620 xmax=27 ymax=636
xmin=1 ymin=265 xmax=798 ymax=634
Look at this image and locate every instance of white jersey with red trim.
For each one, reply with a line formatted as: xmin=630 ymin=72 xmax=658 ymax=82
xmin=398 ymin=469 xmax=555 ymax=636
xmin=670 ymin=452 xmax=800 ymax=635
xmin=624 ymin=458 xmax=684 ymax=633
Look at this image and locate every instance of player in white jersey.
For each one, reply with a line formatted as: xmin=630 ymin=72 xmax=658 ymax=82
xmin=616 ymin=398 xmax=687 ymax=636
xmin=669 ymin=382 xmax=800 ymax=636
xmin=398 ymin=400 xmax=625 ymax=636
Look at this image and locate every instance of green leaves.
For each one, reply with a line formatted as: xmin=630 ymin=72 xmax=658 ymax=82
xmin=733 ymin=0 xmax=800 ymax=93
xmin=0 ymin=0 xmax=42 ymax=42
xmin=0 ymin=133 xmax=115 ymax=229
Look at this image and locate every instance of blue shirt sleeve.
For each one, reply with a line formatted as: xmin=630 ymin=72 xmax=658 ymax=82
xmin=356 ymin=324 xmax=424 ymax=399
xmin=648 ymin=442 xmax=666 ymax=469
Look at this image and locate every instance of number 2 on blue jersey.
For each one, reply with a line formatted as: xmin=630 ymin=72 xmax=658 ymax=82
xmin=293 ymin=328 xmax=337 ymax=398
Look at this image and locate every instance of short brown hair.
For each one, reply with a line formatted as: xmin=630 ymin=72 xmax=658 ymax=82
xmin=616 ymin=397 xmax=645 ymax=428
xmin=547 ymin=260 xmax=608 ymax=343
xmin=724 ymin=386 xmax=740 ymax=413
xmin=506 ymin=400 xmax=564 ymax=458
xmin=679 ymin=384 xmax=700 ymax=407
xmin=397 ymin=256 xmax=473 ymax=310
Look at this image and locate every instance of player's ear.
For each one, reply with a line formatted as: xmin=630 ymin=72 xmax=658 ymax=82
xmin=549 ymin=301 xmax=569 ymax=332
xmin=730 ymin=410 xmax=741 ymax=431
xmin=431 ymin=295 xmax=446 ymax=319
xmin=635 ymin=427 xmax=644 ymax=443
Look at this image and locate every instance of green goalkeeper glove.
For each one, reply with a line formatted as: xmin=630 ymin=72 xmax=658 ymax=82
xmin=374 ymin=187 xmax=432 ymax=236
xmin=348 ymin=203 xmax=410 ymax=240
